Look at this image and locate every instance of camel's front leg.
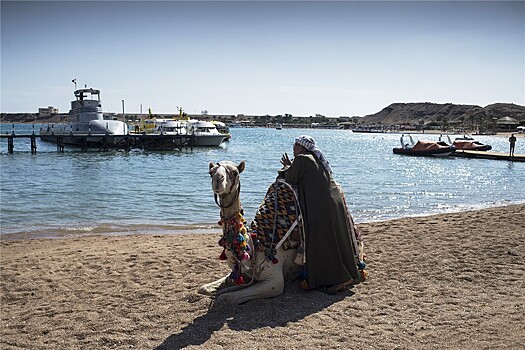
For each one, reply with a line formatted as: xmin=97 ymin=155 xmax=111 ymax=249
xmin=199 ymin=275 xmax=235 ymax=296
xmin=216 ymin=260 xmax=285 ymax=304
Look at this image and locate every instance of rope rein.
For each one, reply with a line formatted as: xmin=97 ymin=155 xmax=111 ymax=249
xmin=214 ymin=181 xmax=241 ymax=209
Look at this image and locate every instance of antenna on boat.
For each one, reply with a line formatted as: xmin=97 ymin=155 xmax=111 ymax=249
xmin=72 ymin=78 xmax=77 ymax=90
xmin=177 ymin=106 xmax=188 ymax=120
xmin=140 ymin=104 xmax=143 ymax=128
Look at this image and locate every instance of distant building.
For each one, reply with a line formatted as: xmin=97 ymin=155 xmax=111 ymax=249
xmin=497 ymin=116 xmax=519 ymax=130
xmin=38 ymin=106 xmax=59 ymax=117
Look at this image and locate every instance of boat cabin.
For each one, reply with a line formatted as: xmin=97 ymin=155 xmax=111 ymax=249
xmin=69 ymin=88 xmax=103 ymax=123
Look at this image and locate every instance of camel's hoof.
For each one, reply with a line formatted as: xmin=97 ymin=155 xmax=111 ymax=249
xmin=216 ymin=293 xmax=238 ymax=305
xmin=198 ymin=286 xmax=216 ymax=296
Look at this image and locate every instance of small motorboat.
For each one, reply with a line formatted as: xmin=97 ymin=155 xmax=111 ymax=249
xmin=452 ymin=140 xmax=492 ymax=151
xmin=393 ymin=134 xmax=455 ymax=157
xmin=352 ymin=127 xmax=384 ymax=133
xmin=443 ymin=135 xmax=492 ymax=152
xmin=186 ymin=120 xmax=228 ymax=146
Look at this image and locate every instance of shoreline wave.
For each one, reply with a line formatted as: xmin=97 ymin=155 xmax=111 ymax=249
xmin=2 ymin=201 xmax=523 ymax=241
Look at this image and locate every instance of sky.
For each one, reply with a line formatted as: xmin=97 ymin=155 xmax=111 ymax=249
xmin=1 ymin=1 xmax=524 ymax=117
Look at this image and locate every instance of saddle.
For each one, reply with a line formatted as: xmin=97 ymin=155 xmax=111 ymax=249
xmin=250 ymin=179 xmax=304 ymax=253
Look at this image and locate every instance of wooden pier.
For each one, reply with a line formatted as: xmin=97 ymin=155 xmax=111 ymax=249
xmin=452 ymin=150 xmax=525 ymax=162
xmin=1 ymin=133 xmax=39 ymax=154
xmin=0 ymin=133 xmax=195 ymax=153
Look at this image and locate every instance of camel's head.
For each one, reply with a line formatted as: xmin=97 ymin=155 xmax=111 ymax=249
xmin=209 ymin=160 xmax=245 ymax=197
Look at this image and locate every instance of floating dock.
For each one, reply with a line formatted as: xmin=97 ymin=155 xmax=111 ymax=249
xmin=0 ymin=133 xmax=194 ymax=153
xmin=452 ymin=150 xmax=525 ymax=162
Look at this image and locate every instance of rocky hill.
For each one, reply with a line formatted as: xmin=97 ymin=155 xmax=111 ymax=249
xmin=360 ymin=102 xmax=525 ymax=125
xmin=2 ymin=102 xmax=524 ymax=126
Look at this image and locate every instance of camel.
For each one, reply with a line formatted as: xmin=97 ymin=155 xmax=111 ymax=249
xmin=199 ymin=160 xmax=304 ymax=304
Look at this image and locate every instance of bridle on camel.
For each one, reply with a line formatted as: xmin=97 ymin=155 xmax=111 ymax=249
xmin=212 ymin=163 xmax=256 ymax=288
xmin=213 ymin=163 xmax=241 ymax=209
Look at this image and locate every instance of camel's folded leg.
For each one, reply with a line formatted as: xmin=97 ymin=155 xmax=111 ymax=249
xmin=217 ymin=277 xmax=284 ymax=305
xmin=199 ymin=276 xmax=235 ymax=296
xmin=217 ymin=265 xmax=285 ymax=305
xmin=215 ymin=283 xmax=250 ymax=297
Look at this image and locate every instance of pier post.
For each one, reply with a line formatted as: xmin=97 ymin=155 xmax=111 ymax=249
xmin=30 ymin=134 xmax=37 ymax=154
xmin=7 ymin=136 xmax=14 ymax=154
xmin=80 ymin=138 xmax=87 ymax=152
xmin=56 ymin=136 xmax=64 ymax=153
xmin=101 ymin=135 xmax=109 ymax=152
xmin=125 ymin=136 xmax=131 ymax=152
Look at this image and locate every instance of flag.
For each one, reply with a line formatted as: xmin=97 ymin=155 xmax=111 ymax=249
xmin=72 ymin=79 xmax=76 ymax=84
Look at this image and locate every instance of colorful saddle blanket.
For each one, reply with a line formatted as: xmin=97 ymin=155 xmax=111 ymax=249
xmin=250 ymin=179 xmax=303 ymax=251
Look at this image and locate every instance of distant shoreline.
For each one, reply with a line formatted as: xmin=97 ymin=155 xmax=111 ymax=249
xmin=1 ymin=121 xmax=521 ymax=139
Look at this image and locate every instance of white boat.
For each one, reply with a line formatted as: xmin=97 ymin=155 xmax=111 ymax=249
xmin=153 ymin=119 xmax=188 ymax=135
xmin=211 ymin=121 xmax=231 ymax=140
xmin=40 ymin=87 xmax=129 ymax=145
xmin=143 ymin=118 xmax=226 ymax=147
xmin=186 ymin=120 xmax=227 ymax=146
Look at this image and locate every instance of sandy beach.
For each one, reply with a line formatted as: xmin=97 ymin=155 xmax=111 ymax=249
xmin=1 ymin=204 xmax=524 ymax=349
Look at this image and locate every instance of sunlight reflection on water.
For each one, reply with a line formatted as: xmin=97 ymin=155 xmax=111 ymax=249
xmin=1 ymin=124 xmax=524 ymax=238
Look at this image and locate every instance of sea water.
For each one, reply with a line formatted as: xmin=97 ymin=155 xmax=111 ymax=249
xmin=1 ymin=123 xmax=524 ymax=239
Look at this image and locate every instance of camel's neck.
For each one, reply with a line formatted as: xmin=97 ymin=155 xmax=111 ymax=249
xmin=219 ymin=190 xmax=242 ymax=220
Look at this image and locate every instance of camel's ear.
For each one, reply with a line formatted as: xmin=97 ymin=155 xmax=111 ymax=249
xmin=237 ymin=160 xmax=246 ymax=174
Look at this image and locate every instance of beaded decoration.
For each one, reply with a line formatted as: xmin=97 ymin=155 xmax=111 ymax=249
xmin=218 ymin=210 xmax=251 ymax=285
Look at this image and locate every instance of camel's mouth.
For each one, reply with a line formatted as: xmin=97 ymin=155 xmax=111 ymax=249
xmin=211 ymin=179 xmax=226 ymax=195
xmin=213 ymin=185 xmax=234 ymax=197
xmin=213 ymin=188 xmax=225 ymax=196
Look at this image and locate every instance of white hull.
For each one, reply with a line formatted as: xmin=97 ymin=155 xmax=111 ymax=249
xmin=191 ymin=134 xmax=227 ymax=146
xmin=40 ymin=120 xmax=129 ymax=145
xmin=39 ymin=133 xmax=128 ymax=146
xmin=431 ymin=152 xmax=453 ymax=157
